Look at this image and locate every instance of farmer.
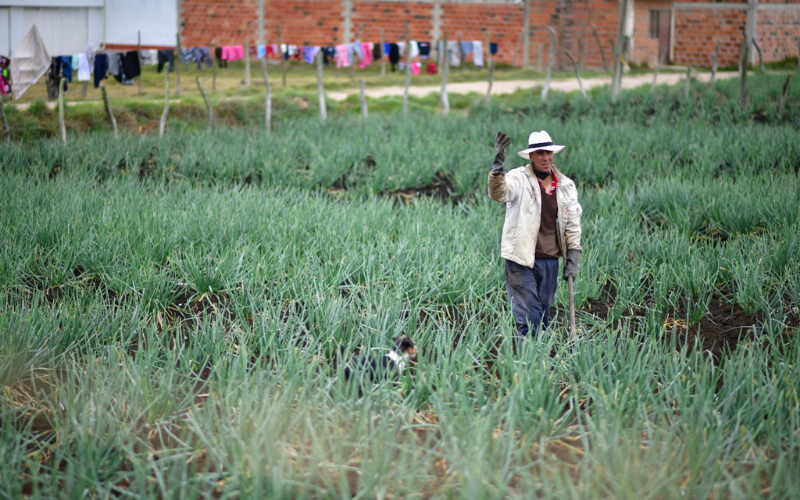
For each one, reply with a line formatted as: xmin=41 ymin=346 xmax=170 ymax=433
xmin=488 ymin=130 xmax=583 ymax=338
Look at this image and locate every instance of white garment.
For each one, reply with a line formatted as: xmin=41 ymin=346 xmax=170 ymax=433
xmin=397 ymin=41 xmax=406 ymax=57
xmin=77 ymin=54 xmax=91 ymax=81
xmin=85 ymin=42 xmax=95 ymax=69
xmin=10 ymin=24 xmax=50 ymax=99
xmin=472 ymin=41 xmax=484 ymax=66
xmin=447 ymin=41 xmax=460 ymax=67
xmin=409 ymin=41 xmax=419 ymax=58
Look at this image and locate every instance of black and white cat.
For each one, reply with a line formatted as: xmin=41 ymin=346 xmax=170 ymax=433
xmin=344 ymin=335 xmax=418 ymax=383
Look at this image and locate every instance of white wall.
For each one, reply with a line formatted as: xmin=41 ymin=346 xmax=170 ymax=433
xmin=105 ymin=0 xmax=177 ymax=47
xmin=0 ymin=7 xmax=9 ymax=55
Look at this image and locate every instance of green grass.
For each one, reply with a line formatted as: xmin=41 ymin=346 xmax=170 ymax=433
xmin=1 ymin=73 xmax=799 ymax=498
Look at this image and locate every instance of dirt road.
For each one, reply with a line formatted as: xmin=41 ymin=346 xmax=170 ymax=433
xmin=327 ymin=71 xmax=738 ymax=101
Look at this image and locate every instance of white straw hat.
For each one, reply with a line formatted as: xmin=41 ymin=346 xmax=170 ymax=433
xmin=516 ymin=131 xmax=565 ymax=159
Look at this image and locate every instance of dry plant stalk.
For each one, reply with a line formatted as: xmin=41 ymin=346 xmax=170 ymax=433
xmin=160 ymin=70 xmax=170 ymax=138
xmin=542 ymin=27 xmax=556 ymax=101
xmin=196 ymin=77 xmax=213 ymax=132
xmin=564 ymin=49 xmax=585 ymax=97
xmin=101 ymin=86 xmax=119 ymax=139
xmin=58 ymin=77 xmax=66 ymax=146
xmin=260 ymin=59 xmax=272 ymax=133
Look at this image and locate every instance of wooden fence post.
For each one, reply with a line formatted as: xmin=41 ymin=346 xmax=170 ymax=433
xmin=278 ymin=23 xmax=286 ymax=87
xmin=542 ymin=27 xmax=556 ymax=101
xmin=210 ymin=39 xmax=217 ymax=92
xmin=652 ymin=43 xmax=668 ymax=92
xmin=441 ymin=33 xmax=450 ymax=117
xmin=160 ymin=70 xmax=170 ymax=137
xmin=402 ymin=27 xmax=413 ymax=115
xmin=751 ymin=38 xmax=764 ymax=73
xmin=592 ymin=26 xmax=608 ymax=72
xmin=245 ymin=37 xmax=251 ymax=86
xmin=710 ymin=40 xmax=720 ymax=87
xmin=138 ymin=30 xmax=142 ymax=96
xmin=58 ymin=78 xmax=67 ymax=147
xmin=359 ymin=79 xmax=368 ymax=119
xmin=0 ymin=96 xmax=10 ymax=143
xmin=778 ymin=73 xmax=792 ymax=116
xmin=196 ymin=77 xmax=213 ymax=131
xmin=684 ymin=66 xmax=692 ymax=100
xmin=740 ymin=37 xmax=749 ymax=108
xmin=101 ymin=86 xmax=118 ymax=139
xmin=176 ymin=33 xmax=181 ymax=98
xmin=260 ymin=59 xmax=272 ymax=133
xmin=565 ymin=49 xmax=585 ymax=97
xmin=316 ymin=51 xmax=326 ymax=121
xmin=380 ymin=28 xmax=386 ymax=79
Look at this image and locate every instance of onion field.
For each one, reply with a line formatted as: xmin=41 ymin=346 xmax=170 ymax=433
xmin=1 ymin=75 xmax=799 ymax=499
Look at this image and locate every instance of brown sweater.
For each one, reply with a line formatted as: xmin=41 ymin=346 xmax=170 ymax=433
xmin=535 ymin=183 xmax=561 ymax=259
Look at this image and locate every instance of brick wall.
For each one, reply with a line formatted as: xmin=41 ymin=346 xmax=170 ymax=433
xmin=757 ymin=9 xmax=800 ymax=63
xmin=180 ymin=0 xmax=799 ymax=70
xmin=673 ymin=7 xmax=747 ymax=68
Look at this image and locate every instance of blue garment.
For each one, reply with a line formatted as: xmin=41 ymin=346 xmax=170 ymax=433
xmin=505 ymin=258 xmax=559 ymax=338
xmin=93 ymin=53 xmax=108 ymax=88
xmin=257 ymin=44 xmax=266 ymax=59
xmin=460 ymin=41 xmax=473 ymax=55
xmin=490 ymin=42 xmax=498 ymax=55
xmin=383 ymin=42 xmax=390 ymax=56
xmin=60 ymin=56 xmax=73 ymax=82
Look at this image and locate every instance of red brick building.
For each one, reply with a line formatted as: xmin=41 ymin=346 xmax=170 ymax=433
xmin=178 ymin=0 xmax=800 ymax=69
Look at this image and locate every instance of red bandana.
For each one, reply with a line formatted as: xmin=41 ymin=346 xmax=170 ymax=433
xmin=537 ymin=171 xmax=558 ymax=196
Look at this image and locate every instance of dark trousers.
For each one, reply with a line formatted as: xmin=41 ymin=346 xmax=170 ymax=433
xmin=505 ymin=258 xmax=559 ymax=338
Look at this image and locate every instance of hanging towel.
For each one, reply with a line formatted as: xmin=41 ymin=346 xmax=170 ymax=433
xmin=302 ymin=46 xmax=320 ymax=64
xmin=418 ymin=42 xmax=430 ymax=59
xmin=397 ymin=41 xmax=406 ymax=58
xmin=222 ymin=45 xmax=245 ymax=61
xmin=60 ymin=56 xmax=73 ymax=82
xmin=490 ymin=42 xmax=498 ymax=55
xmin=460 ymin=41 xmax=473 ymax=55
xmin=93 ymin=53 xmax=108 ymax=88
xmin=409 ymin=41 xmax=419 ymax=59
xmin=71 ymin=54 xmax=79 ymax=71
xmin=359 ymin=42 xmax=372 ymax=68
xmin=257 ymin=45 xmax=266 ymax=59
xmin=335 ymin=44 xmax=350 ymax=68
xmin=77 ymin=53 xmax=91 ymax=81
xmin=472 ymin=41 xmax=484 ymax=66
xmin=447 ymin=41 xmax=460 ymax=66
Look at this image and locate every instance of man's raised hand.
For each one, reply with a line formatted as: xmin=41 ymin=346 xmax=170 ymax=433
xmin=492 ymin=131 xmax=512 ymax=174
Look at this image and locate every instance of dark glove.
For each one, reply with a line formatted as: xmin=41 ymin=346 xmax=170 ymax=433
xmin=491 ymin=131 xmax=512 ymax=174
xmin=563 ymin=249 xmax=581 ymax=281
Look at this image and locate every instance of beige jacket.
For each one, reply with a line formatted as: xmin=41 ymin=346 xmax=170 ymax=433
xmin=488 ymin=164 xmax=583 ymax=268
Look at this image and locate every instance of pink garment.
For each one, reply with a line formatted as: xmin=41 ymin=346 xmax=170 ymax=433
xmin=335 ymin=44 xmax=350 ymax=68
xmin=411 ymin=62 xmax=420 ymax=76
xmin=359 ymin=42 xmax=373 ymax=69
xmin=221 ymin=45 xmax=245 ymax=61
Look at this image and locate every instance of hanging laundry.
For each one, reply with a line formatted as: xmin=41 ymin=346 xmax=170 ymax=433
xmin=257 ymin=45 xmax=266 ymax=59
xmin=398 ymin=61 xmax=421 ymax=76
xmin=121 ymin=51 xmax=140 ymax=79
xmin=192 ymin=47 xmax=212 ymax=70
xmin=490 ymin=42 xmax=498 ymax=55
xmin=288 ymin=45 xmax=299 ymax=58
xmin=71 ymin=54 xmax=79 ymax=71
xmin=397 ymin=41 xmax=406 ymax=58
xmin=322 ymin=46 xmax=336 ymax=65
xmin=351 ymin=42 xmax=363 ymax=61
xmin=93 ymin=53 xmax=108 ymax=88
xmin=108 ymin=52 xmax=119 ymax=76
xmin=472 ymin=41 xmax=484 ymax=66
xmin=0 ymin=55 xmax=11 ymax=96
xmin=372 ymin=42 xmax=382 ymax=60
xmin=409 ymin=41 xmax=419 ymax=59
xmin=302 ymin=46 xmax=320 ymax=64
xmin=460 ymin=41 xmax=473 ymax=56
xmin=85 ymin=43 xmax=95 ymax=69
xmin=426 ymin=62 xmax=437 ymax=75
xmin=221 ymin=45 xmax=245 ymax=61
xmin=60 ymin=56 xmax=73 ymax=82
xmin=359 ymin=42 xmax=372 ymax=68
xmin=140 ymin=50 xmax=158 ymax=66
xmin=47 ymin=57 xmax=65 ymax=99
xmin=214 ymin=47 xmax=227 ymax=68
xmin=388 ymin=43 xmax=400 ymax=71
xmin=265 ymin=45 xmax=276 ymax=58
xmin=181 ymin=47 xmax=194 ymax=70
xmin=157 ymin=49 xmax=175 ymax=73
xmin=383 ymin=42 xmax=390 ymax=57
xmin=335 ymin=44 xmax=350 ymax=68
xmin=447 ymin=40 xmax=460 ymax=66
xmin=77 ymin=53 xmax=91 ymax=82
xmin=418 ymin=42 xmax=431 ymax=59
